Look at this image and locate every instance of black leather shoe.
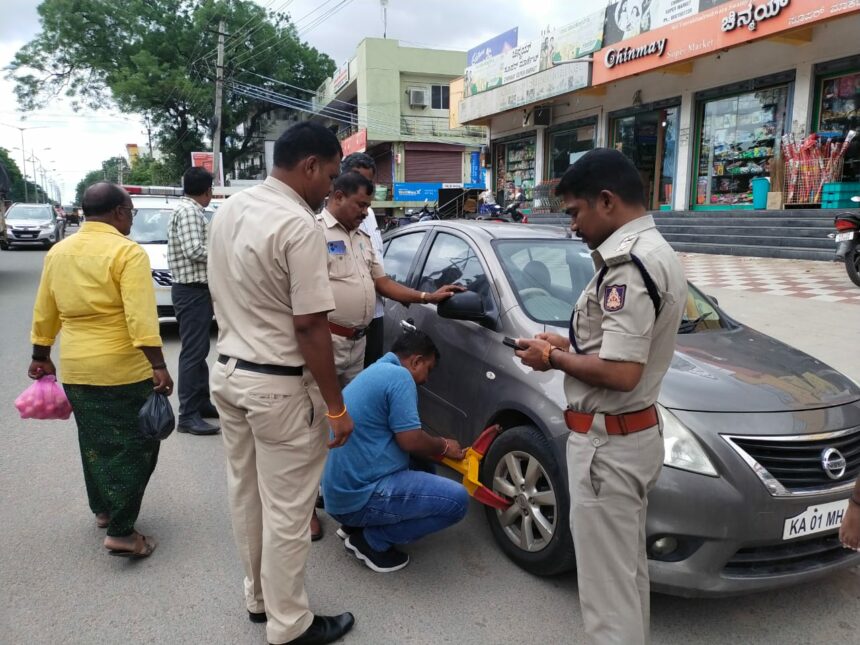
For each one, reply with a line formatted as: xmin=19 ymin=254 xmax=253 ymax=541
xmin=199 ymin=401 xmax=220 ymax=418
xmin=271 ymin=613 xmax=355 ymax=645
xmin=177 ymin=415 xmax=220 ymax=436
xmin=249 ymin=610 xmax=267 ymax=623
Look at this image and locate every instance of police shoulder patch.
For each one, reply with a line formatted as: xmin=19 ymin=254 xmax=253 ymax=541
xmin=603 ymin=284 xmax=626 ymax=312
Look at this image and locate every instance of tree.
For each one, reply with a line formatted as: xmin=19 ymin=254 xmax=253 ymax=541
xmin=8 ymin=0 xmax=334 ymax=178
xmin=0 ymin=147 xmax=49 ymax=203
xmin=74 ymin=156 xmax=131 ymax=203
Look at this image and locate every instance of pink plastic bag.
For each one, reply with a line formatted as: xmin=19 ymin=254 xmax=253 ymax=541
xmin=14 ymin=375 xmax=73 ymax=420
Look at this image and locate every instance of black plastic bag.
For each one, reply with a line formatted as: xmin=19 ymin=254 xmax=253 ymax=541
xmin=138 ymin=392 xmax=176 ymax=441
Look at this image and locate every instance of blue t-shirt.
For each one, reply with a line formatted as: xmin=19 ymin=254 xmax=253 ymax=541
xmin=322 ymin=353 xmax=422 ymax=515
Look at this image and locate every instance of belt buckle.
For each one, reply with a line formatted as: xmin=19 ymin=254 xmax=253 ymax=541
xmin=354 ymin=327 xmax=367 ymax=340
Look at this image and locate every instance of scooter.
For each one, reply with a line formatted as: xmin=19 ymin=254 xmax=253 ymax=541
xmin=832 ymin=196 xmax=860 ymax=287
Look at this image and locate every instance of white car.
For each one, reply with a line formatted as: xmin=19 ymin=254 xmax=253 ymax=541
xmin=127 ymin=188 xmax=213 ymax=324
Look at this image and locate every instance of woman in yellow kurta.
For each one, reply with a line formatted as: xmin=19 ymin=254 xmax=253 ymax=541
xmin=28 ymin=182 xmax=173 ymax=558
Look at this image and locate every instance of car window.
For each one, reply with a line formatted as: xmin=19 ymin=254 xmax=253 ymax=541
xmin=495 ymin=239 xmax=593 ymax=324
xmin=418 ymin=233 xmax=493 ymax=311
xmin=383 ymin=231 xmax=424 ymax=284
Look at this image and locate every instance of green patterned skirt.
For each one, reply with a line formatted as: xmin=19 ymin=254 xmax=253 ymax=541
xmin=64 ymin=380 xmax=160 ymax=537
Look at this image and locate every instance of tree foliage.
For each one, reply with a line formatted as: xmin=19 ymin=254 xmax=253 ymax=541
xmin=0 ymin=147 xmax=51 ymax=203
xmin=9 ymin=0 xmax=335 ymax=178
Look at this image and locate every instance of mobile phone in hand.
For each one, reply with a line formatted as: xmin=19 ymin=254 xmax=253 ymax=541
xmin=502 ymin=336 xmax=520 ymax=350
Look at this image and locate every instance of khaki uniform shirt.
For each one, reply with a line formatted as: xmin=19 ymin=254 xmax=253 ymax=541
xmin=208 ymin=177 xmax=335 ymax=366
xmin=564 ymin=215 xmax=687 ymax=415
xmin=318 ymin=209 xmax=386 ymax=329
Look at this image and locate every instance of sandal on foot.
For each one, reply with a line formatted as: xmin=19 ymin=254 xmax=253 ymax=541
xmin=107 ymin=533 xmax=157 ymax=559
xmin=95 ymin=513 xmax=111 ymax=529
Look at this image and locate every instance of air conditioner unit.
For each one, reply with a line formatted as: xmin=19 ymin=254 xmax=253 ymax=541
xmin=534 ymin=106 xmax=552 ymax=127
xmin=409 ymin=88 xmax=428 ymax=107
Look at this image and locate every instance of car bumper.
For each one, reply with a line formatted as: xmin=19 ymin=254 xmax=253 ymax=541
xmin=8 ymin=229 xmax=56 ymax=244
xmin=646 ymin=464 xmax=860 ymax=597
xmin=154 ymin=285 xmax=175 ymax=324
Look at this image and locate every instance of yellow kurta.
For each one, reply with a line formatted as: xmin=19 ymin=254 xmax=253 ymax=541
xmin=30 ymin=221 xmax=162 ymax=385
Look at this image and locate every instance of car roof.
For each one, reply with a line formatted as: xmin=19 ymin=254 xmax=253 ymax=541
xmin=392 ymin=219 xmax=574 ymax=242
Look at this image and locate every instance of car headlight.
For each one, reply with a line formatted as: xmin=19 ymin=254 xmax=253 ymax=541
xmin=41 ymin=222 xmax=54 ymax=230
xmin=659 ymin=405 xmax=718 ymax=477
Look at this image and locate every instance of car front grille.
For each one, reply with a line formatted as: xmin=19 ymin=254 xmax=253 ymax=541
xmin=152 ymin=270 xmax=173 ymax=287
xmin=156 ymin=305 xmax=175 ymax=319
xmin=723 ymin=533 xmax=856 ymax=577
xmin=725 ymin=427 xmax=860 ymax=496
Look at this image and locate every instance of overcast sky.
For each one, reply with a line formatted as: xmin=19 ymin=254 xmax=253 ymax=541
xmin=0 ymin=0 xmax=604 ymax=202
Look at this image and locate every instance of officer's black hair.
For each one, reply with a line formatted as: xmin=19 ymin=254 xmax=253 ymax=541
xmin=555 ymin=148 xmax=646 ymax=208
xmin=182 ymin=166 xmax=213 ymax=196
xmin=81 ymin=182 xmax=127 ymax=217
xmin=392 ymin=330 xmax=441 ymax=364
xmin=273 ymin=122 xmax=343 ymax=170
xmin=341 ymin=152 xmax=377 ymax=176
xmin=332 ymin=172 xmax=374 ymax=198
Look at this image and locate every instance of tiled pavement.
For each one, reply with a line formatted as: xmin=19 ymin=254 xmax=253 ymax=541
xmin=679 ymin=253 xmax=860 ymax=306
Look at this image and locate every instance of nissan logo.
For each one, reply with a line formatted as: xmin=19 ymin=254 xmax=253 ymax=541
xmin=820 ymin=448 xmax=847 ymax=480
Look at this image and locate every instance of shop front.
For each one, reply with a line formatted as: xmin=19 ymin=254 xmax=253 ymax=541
xmin=609 ymin=100 xmax=679 ymax=210
xmin=693 ymin=74 xmax=792 ymax=210
xmin=547 ymin=117 xmax=597 ymax=180
xmin=493 ymin=134 xmax=537 ymax=205
xmin=813 ymin=55 xmax=860 ymax=182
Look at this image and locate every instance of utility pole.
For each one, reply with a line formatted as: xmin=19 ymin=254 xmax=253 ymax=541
xmin=19 ymin=129 xmax=29 ymax=202
xmin=143 ymin=114 xmax=154 ymax=157
xmin=212 ymin=18 xmax=226 ymax=187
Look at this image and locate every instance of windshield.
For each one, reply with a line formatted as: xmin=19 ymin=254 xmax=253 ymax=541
xmin=8 ymin=205 xmax=53 ymax=221
xmin=130 ymin=205 xmax=214 ymax=244
xmin=495 ymin=238 xmax=728 ymax=333
xmin=130 ymin=207 xmax=174 ymax=244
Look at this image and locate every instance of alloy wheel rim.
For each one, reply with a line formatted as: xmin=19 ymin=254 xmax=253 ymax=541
xmin=492 ymin=450 xmax=557 ymax=552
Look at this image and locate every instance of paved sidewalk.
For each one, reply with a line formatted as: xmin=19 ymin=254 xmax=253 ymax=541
xmin=680 ymin=253 xmax=860 ymax=305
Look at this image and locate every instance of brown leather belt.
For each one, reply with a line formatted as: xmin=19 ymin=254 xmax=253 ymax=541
xmin=565 ymin=405 xmax=659 ymax=435
xmin=329 ymin=321 xmax=368 ymax=340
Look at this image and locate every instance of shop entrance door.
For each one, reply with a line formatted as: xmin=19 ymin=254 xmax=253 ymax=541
xmin=612 ymin=106 xmax=679 ymax=210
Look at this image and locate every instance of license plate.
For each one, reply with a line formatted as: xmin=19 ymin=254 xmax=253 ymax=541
xmin=782 ymin=499 xmax=848 ymax=540
xmin=835 ymin=231 xmax=856 ymax=242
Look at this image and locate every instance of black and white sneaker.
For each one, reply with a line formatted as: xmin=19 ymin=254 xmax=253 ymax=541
xmin=336 ymin=525 xmax=359 ymax=540
xmin=344 ymin=530 xmax=409 ymax=573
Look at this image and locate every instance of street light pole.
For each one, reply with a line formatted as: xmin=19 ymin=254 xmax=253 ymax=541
xmin=212 ymin=18 xmax=226 ymax=187
xmin=19 ymin=129 xmax=29 ymax=202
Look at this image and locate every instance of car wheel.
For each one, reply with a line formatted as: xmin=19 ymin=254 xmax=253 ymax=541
xmin=481 ymin=424 xmax=576 ymax=576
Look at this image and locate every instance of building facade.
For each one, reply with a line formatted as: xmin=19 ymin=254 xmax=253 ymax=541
xmin=313 ymin=38 xmax=487 ymax=211
xmin=456 ymin=2 xmax=860 ymax=214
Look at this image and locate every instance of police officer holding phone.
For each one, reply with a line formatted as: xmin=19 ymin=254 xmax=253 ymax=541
xmin=515 ymin=149 xmax=686 ymax=645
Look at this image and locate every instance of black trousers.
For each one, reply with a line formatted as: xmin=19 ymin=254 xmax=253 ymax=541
xmin=363 ymin=316 xmax=385 ymax=368
xmin=172 ymin=283 xmax=214 ymax=421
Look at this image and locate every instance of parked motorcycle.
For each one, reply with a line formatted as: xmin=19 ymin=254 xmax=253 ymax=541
xmin=832 ymin=196 xmax=860 ymax=287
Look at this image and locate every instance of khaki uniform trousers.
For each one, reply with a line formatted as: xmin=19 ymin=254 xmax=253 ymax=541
xmin=331 ymin=333 xmax=366 ymax=387
xmin=567 ymin=416 xmax=664 ymax=645
xmin=211 ymin=359 xmax=327 ymax=645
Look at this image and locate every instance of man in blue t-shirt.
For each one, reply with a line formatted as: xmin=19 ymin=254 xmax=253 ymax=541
xmin=322 ymin=330 xmax=469 ymax=573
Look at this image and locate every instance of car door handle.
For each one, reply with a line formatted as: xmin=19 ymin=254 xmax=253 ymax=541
xmin=400 ymin=319 xmax=417 ymax=333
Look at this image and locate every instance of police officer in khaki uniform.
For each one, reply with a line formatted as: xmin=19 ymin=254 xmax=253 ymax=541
xmin=208 ymin=123 xmax=355 ymax=645
xmin=319 ymin=172 xmax=462 ymax=386
xmin=516 ymin=149 xmax=686 ymax=645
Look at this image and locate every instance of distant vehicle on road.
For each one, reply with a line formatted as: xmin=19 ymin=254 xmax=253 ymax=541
xmin=382 ymin=220 xmax=860 ymax=597
xmin=2 ymin=203 xmax=64 ymax=249
xmin=62 ymin=204 xmax=80 ymax=226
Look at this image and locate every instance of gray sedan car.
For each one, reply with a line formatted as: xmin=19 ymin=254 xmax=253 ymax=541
xmin=381 ymin=220 xmax=860 ymax=597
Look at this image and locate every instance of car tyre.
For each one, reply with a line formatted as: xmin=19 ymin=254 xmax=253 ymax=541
xmin=481 ymin=424 xmax=576 ymax=576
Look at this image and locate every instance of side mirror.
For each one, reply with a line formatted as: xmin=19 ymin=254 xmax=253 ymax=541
xmin=708 ymin=294 xmax=719 ymax=306
xmin=437 ymin=291 xmax=490 ymax=324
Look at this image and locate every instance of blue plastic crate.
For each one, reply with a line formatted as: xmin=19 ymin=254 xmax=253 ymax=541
xmin=822 ymin=198 xmax=859 ymax=209
xmin=822 ymin=182 xmax=860 ymax=198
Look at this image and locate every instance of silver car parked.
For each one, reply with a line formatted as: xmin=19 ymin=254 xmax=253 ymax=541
xmin=381 ymin=220 xmax=860 ymax=597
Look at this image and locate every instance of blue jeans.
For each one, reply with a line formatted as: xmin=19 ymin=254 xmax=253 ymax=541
xmin=331 ymin=469 xmax=469 ymax=552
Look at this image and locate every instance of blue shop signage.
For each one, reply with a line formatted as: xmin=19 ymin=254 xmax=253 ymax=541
xmin=393 ymin=182 xmax=484 ymax=202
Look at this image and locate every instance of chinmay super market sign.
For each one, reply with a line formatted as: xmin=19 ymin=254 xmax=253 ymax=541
xmin=602 ymin=0 xmax=792 ymax=69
